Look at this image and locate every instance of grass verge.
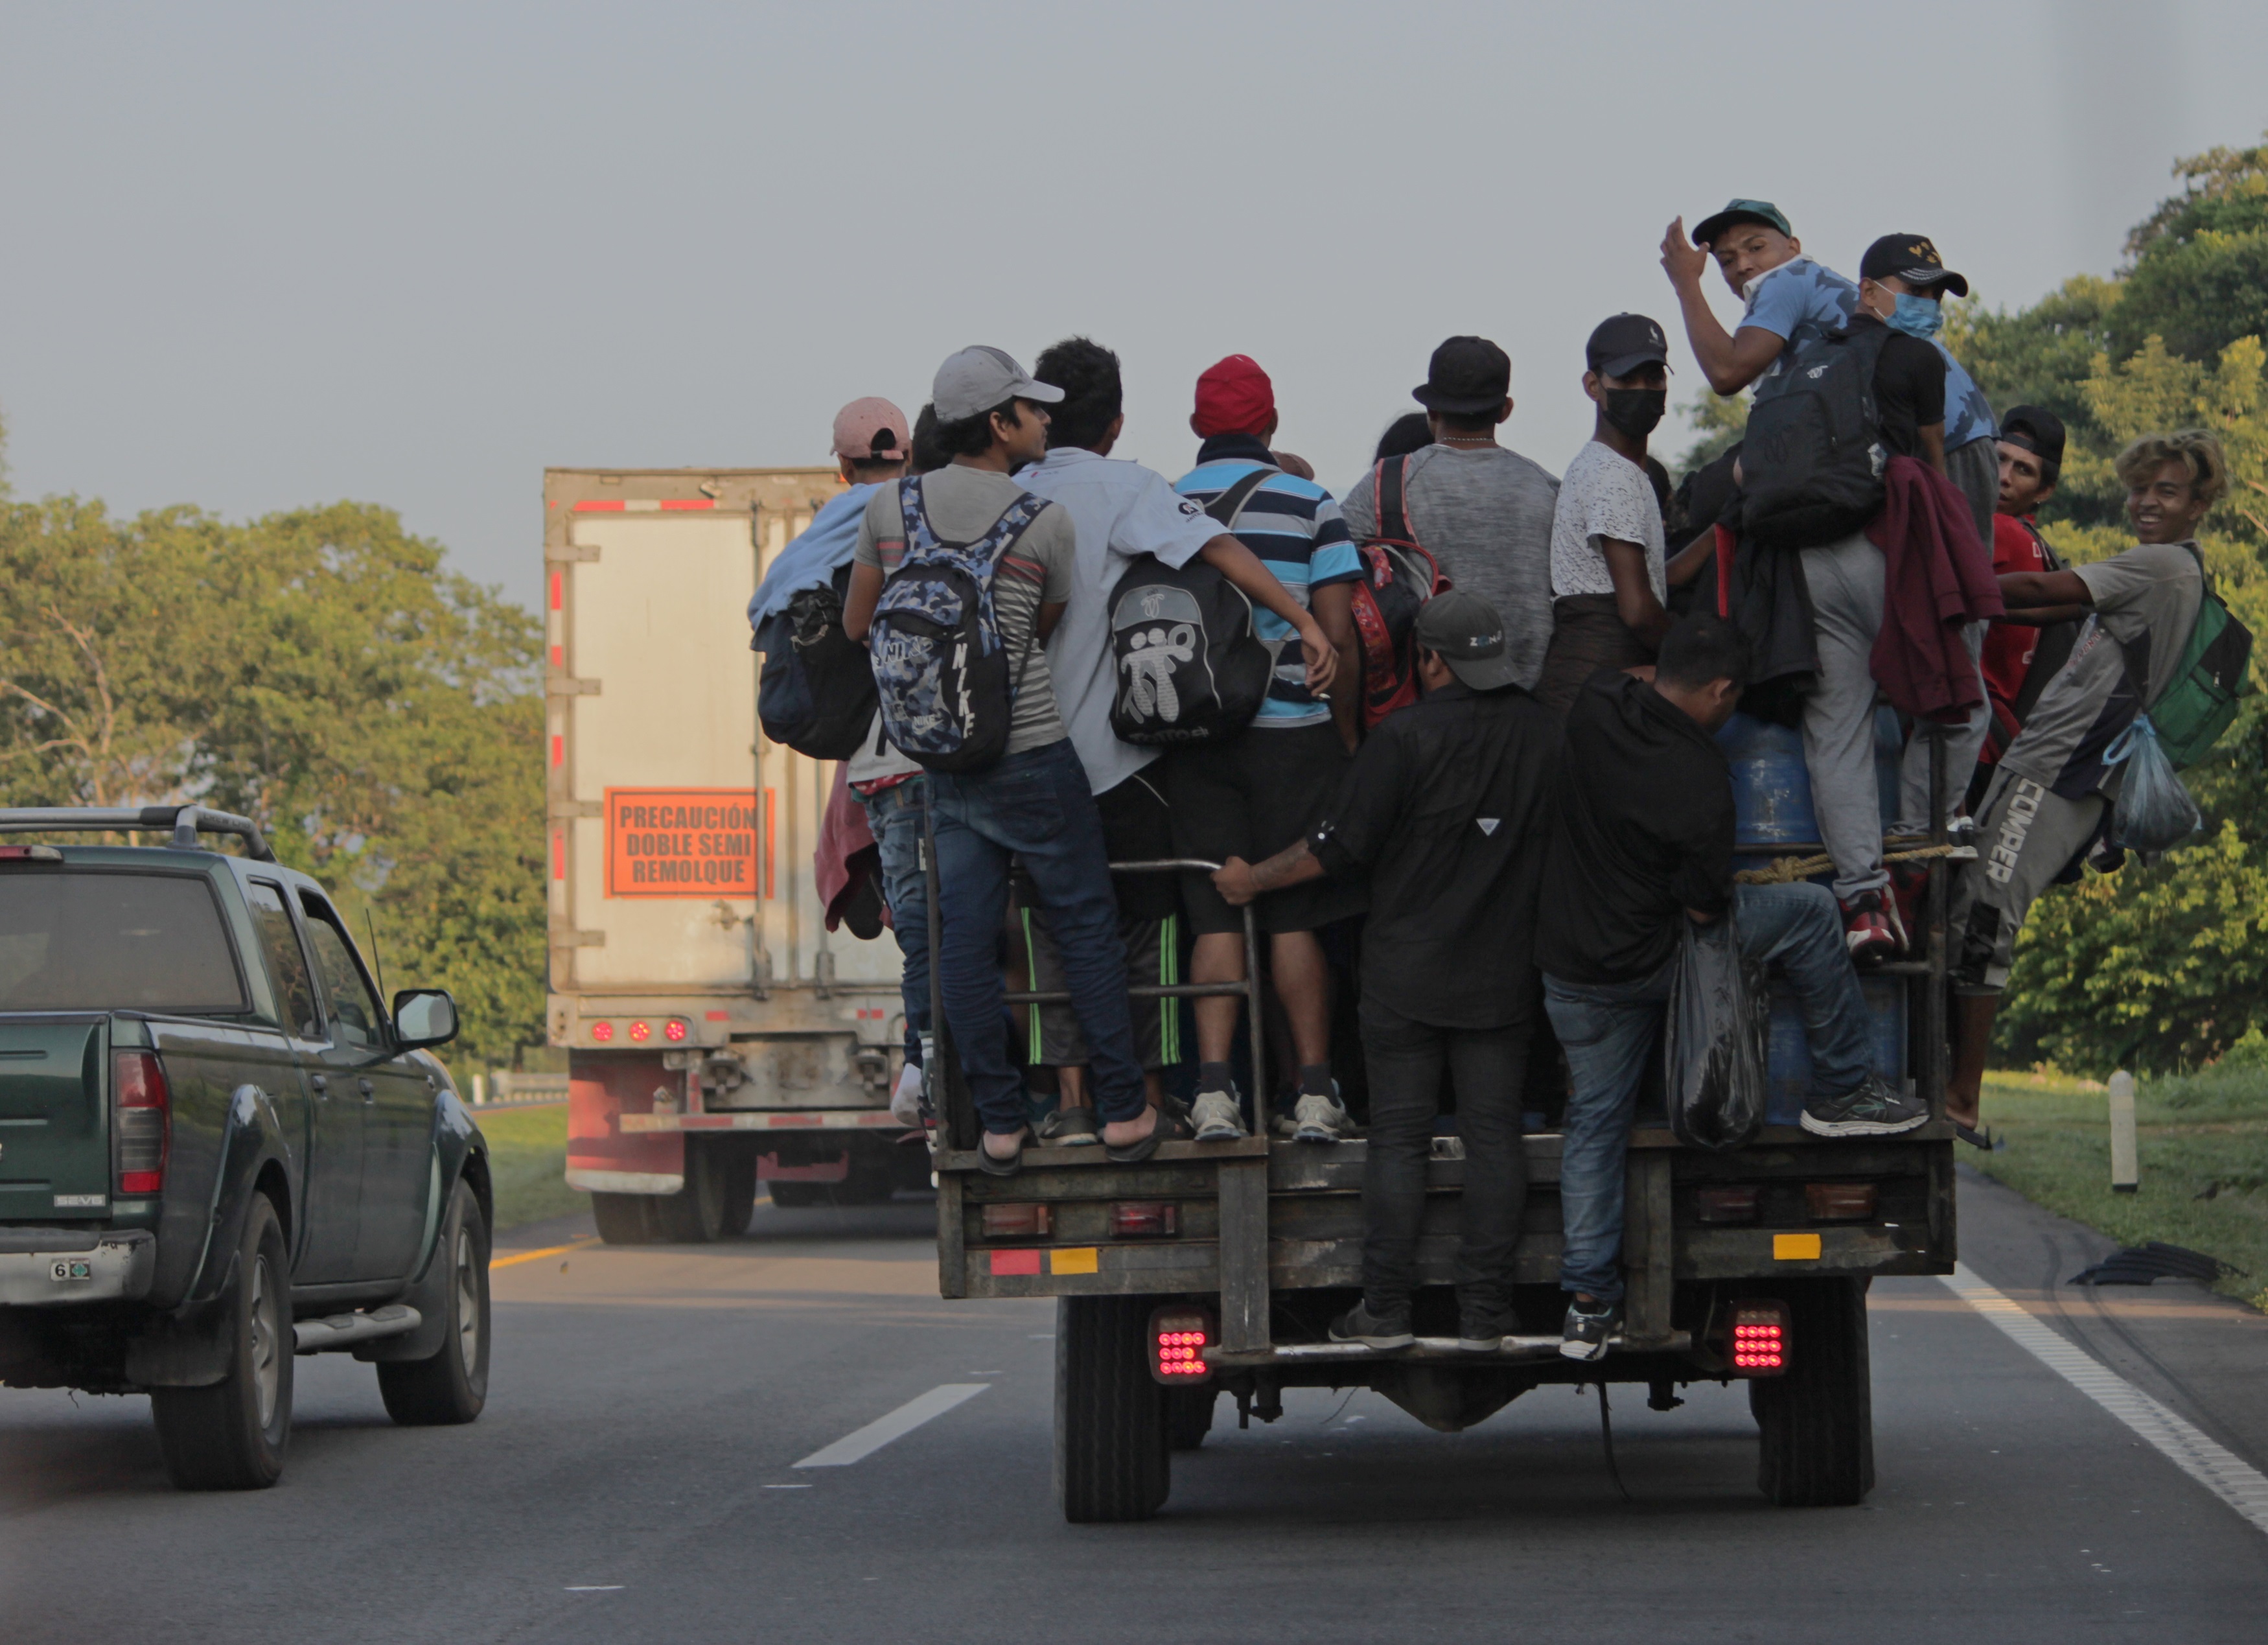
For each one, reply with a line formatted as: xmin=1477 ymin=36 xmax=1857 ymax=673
xmin=469 ymin=1103 xmax=584 ymax=1233
xmin=1976 ymin=1068 xmax=2268 ymax=1311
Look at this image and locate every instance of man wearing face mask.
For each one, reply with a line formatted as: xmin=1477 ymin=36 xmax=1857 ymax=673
xmin=1856 ymin=235 xmax=2000 ymax=546
xmin=1536 ymin=314 xmax=1719 ymax=717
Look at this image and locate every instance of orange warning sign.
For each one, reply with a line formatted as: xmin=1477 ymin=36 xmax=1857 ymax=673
xmin=605 ymin=788 xmax=763 ymax=900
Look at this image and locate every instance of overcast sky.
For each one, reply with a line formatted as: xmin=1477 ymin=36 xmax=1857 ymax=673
xmin=4 ymin=0 xmax=2266 ymax=609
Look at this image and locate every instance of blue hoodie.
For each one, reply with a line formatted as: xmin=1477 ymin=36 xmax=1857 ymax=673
xmin=746 ymin=483 xmax=879 ymax=641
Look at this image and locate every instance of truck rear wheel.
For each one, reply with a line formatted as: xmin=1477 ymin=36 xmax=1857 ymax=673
xmin=1753 ymin=1276 xmax=1875 ymax=1507
xmin=591 ymin=1192 xmax=657 ymax=1244
xmin=376 ymin=1178 xmax=491 ymax=1426
xmin=152 ymin=1194 xmax=292 ymax=1490
xmin=655 ymin=1141 xmax=732 ymax=1243
xmin=719 ymin=1149 xmax=757 ymax=1237
xmin=1166 ymin=1385 xmax=1217 ymax=1451
xmin=1054 ymin=1296 xmax=1168 ymax=1522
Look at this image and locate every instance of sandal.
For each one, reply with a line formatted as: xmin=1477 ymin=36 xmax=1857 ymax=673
xmin=1036 ymin=1107 xmax=1102 ymax=1147
xmin=1951 ymin=1120 xmax=1996 ymax=1151
xmin=977 ymin=1129 xmax=1030 ymax=1177
xmin=1104 ymin=1103 xmax=1190 ymax=1164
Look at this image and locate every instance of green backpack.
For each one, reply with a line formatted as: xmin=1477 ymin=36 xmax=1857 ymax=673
xmin=2136 ymin=544 xmax=2253 ymax=769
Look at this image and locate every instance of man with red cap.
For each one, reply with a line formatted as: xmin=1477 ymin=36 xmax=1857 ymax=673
xmin=1168 ymin=356 xmax=1367 ymax=1144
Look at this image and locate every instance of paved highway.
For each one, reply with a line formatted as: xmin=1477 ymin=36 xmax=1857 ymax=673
xmin=5 ymin=1168 xmax=2265 ymax=1644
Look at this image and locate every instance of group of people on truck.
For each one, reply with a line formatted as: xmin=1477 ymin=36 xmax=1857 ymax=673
xmin=751 ymin=192 xmax=2241 ymax=1360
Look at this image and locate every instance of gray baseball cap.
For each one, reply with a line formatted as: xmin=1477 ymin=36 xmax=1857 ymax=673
xmin=931 ymin=345 xmax=1065 ymax=422
xmin=1414 ymin=589 xmax=1520 ymax=691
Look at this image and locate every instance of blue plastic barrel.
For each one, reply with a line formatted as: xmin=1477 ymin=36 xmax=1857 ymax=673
xmin=1715 ymin=709 xmax=1903 ymax=846
xmin=1763 ymin=974 xmax=1908 ymax=1125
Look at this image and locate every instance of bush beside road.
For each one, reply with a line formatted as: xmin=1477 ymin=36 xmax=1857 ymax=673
xmin=1976 ymin=1068 xmax=2268 ymax=1311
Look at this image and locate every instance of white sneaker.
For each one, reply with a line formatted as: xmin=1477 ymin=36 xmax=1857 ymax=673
xmin=1291 ymin=1092 xmax=1350 ymax=1143
xmin=889 ymin=1062 xmax=924 ymax=1127
xmin=1190 ymin=1088 xmax=1247 ymax=1142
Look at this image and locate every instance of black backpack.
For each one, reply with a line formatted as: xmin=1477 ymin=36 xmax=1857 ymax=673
xmin=755 ymin=563 xmax=879 ymax=760
xmin=1739 ymin=322 xmax=1892 ymax=550
xmin=1105 ymin=468 xmax=1277 ymax=745
xmin=868 ymin=476 xmax=1050 ymax=773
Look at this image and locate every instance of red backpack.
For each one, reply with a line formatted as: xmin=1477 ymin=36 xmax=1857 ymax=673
xmin=1350 ymin=456 xmax=1450 ymax=727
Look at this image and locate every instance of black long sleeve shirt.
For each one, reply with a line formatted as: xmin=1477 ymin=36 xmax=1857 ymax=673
xmin=1310 ymin=681 xmax=1558 ymax=1028
xmin=1534 ymin=672 xmax=1735 ymax=985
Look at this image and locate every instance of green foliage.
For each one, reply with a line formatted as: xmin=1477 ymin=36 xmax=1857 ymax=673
xmin=2112 ymin=137 xmax=2268 ymax=366
xmin=1676 ymin=386 xmax=1748 ymax=473
xmin=0 ymin=496 xmax=544 ymax=1068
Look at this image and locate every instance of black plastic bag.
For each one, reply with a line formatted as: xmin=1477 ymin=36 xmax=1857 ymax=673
xmin=1664 ymin=915 xmax=1768 ymax=1151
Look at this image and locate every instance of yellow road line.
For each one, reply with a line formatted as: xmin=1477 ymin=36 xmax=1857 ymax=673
xmin=490 ymin=1237 xmax=601 ymax=1270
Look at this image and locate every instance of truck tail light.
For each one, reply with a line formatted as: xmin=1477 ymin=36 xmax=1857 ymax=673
xmin=980 ymin=1202 xmax=1052 ymax=1238
xmin=629 ymin=1020 xmax=651 ymax=1042
xmin=1728 ymin=1300 xmax=1790 ymax=1375
xmin=1805 ymin=1182 xmax=1877 ymax=1222
xmin=590 ymin=1021 xmax=614 ymax=1043
xmin=1148 ymin=1303 xmax=1216 ymax=1384
xmin=664 ymin=1019 xmax=688 ymax=1042
xmin=114 ymin=1050 xmax=170 ymax=1196
xmin=1108 ymin=1201 xmax=1179 ymax=1238
xmin=1695 ymin=1184 xmax=1761 ymax=1224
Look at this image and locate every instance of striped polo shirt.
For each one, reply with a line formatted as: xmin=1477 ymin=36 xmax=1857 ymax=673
xmin=1173 ymin=433 xmax=1361 ymax=729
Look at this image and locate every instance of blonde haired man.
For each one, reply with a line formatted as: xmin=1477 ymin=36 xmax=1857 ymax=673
xmin=1946 ymin=430 xmax=2230 ymax=1141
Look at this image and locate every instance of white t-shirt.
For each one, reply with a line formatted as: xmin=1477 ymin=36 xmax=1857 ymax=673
xmin=1017 ymin=445 xmax=1223 ymax=796
xmin=1549 ymin=441 xmax=1665 ymax=602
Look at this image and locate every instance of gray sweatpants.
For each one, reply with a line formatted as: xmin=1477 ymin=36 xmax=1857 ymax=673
xmin=1950 ymin=765 xmax=2105 ymax=992
xmin=1799 ymin=530 xmax=1989 ymax=902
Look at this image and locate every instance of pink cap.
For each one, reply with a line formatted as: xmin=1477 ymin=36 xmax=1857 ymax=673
xmin=831 ymin=397 xmax=911 ymax=463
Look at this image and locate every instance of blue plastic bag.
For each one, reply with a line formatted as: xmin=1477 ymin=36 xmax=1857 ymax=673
xmin=2105 ymin=714 xmax=2201 ymax=854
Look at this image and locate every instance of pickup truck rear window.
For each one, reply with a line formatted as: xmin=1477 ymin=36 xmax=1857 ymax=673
xmin=0 ymin=871 xmax=248 ymax=1014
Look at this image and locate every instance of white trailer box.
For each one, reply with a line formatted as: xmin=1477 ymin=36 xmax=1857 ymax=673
xmin=545 ymin=467 xmax=916 ymax=1242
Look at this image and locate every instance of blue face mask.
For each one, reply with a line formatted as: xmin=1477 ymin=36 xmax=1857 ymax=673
xmin=1885 ymin=292 xmax=1944 ymax=340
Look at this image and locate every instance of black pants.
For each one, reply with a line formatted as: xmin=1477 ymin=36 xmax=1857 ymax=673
xmin=1358 ymin=997 xmax=1531 ymax=1316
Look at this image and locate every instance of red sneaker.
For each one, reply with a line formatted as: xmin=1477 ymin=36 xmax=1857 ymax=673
xmin=1840 ymin=892 xmax=1898 ymax=964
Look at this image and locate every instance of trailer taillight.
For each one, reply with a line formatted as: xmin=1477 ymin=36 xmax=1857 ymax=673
xmin=664 ymin=1019 xmax=688 ymax=1042
xmin=1108 ymin=1201 xmax=1179 ymax=1238
xmin=113 ymin=1050 xmax=170 ymax=1196
xmin=1147 ymin=1303 xmax=1216 ymax=1385
xmin=1728 ymin=1300 xmax=1790 ymax=1375
xmin=629 ymin=1020 xmax=651 ymax=1043
xmin=590 ymin=1021 xmax=615 ymax=1043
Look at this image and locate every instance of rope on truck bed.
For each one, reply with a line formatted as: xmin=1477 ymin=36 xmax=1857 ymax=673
xmin=1732 ymin=841 xmax=1967 ymax=886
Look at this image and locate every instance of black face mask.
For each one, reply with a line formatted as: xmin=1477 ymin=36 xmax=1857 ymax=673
xmin=1602 ymin=388 xmax=1667 ymax=439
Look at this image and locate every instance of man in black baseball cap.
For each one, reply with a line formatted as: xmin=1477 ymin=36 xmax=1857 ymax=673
xmin=1857 ymin=233 xmax=1970 ymax=297
xmin=1211 ymin=588 xmax=1558 ymax=1351
xmin=1855 ymin=233 xmax=2000 ymax=543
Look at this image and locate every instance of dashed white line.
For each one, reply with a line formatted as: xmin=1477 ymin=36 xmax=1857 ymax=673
xmin=1940 ymin=1264 xmax=2268 ymax=1539
xmin=793 ymin=1384 xmax=990 ymax=1469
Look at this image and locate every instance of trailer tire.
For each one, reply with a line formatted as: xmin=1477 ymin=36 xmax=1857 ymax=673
xmin=719 ymin=1148 xmax=757 ymax=1237
xmin=591 ymin=1192 xmax=657 ymax=1244
xmin=1753 ymin=1276 xmax=1875 ymax=1507
xmin=656 ymin=1140 xmax=732 ymax=1243
xmin=1055 ymin=1296 xmax=1169 ymax=1522
xmin=376 ymin=1178 xmax=491 ymax=1426
xmin=1165 ymin=1385 xmax=1217 ymax=1452
xmin=151 ymin=1195 xmax=292 ymax=1491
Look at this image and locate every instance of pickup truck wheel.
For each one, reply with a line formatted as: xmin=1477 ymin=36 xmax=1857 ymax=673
xmin=592 ymin=1192 xmax=657 ymax=1244
xmin=376 ymin=1178 xmax=491 ymax=1426
xmin=1166 ymin=1385 xmax=1217 ymax=1451
xmin=1752 ymin=1276 xmax=1875 ymax=1507
xmin=1054 ymin=1296 xmax=1169 ymax=1522
xmin=151 ymin=1194 xmax=292 ymax=1490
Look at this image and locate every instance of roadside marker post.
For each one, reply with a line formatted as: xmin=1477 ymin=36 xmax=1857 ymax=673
xmin=2108 ymin=1069 xmax=2140 ymax=1194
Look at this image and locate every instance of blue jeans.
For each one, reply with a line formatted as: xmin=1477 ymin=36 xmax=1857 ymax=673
xmin=855 ymin=778 xmax=930 ymax=1068
xmin=931 ymin=740 xmax=1145 ymax=1134
xmin=1545 ymin=880 xmax=1871 ymax=1306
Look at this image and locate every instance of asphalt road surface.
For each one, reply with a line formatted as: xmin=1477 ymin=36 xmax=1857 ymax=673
xmin=5 ymin=1167 xmax=2265 ymax=1644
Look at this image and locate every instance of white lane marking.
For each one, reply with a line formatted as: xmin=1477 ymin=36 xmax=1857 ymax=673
xmin=763 ymin=1483 xmax=811 ymax=1489
xmin=564 ymin=1586 xmax=623 ymax=1592
xmin=1940 ymin=1265 xmax=2268 ymax=1538
xmin=793 ymin=1384 xmax=989 ymax=1468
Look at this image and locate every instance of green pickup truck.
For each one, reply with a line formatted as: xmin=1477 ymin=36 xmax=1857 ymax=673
xmin=0 ymin=807 xmax=488 ymax=1489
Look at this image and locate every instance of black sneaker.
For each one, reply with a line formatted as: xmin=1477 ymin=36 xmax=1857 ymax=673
xmin=1558 ymin=1298 xmax=1621 ymax=1362
xmin=1328 ymin=1301 xmax=1414 ymax=1350
xmin=1802 ymin=1072 xmax=1929 ymax=1138
xmin=1457 ymin=1304 xmax=1520 ymax=1352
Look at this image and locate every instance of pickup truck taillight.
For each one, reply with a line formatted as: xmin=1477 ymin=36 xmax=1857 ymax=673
xmin=1148 ymin=1303 xmax=1216 ymax=1385
xmin=113 ymin=1050 xmax=170 ymax=1196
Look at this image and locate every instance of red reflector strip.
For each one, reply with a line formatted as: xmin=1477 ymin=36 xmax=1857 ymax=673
xmin=705 ymin=1010 xmax=729 ymax=1021
xmin=571 ymin=498 xmax=717 ymax=513
xmin=551 ymin=736 xmax=565 ymax=767
xmin=989 ymin=1250 xmax=1042 ymax=1277
xmin=549 ymin=570 xmax=562 ymax=611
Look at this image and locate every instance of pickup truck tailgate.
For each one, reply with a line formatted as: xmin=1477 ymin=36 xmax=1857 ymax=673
xmin=0 ymin=1016 xmax=109 ymax=1220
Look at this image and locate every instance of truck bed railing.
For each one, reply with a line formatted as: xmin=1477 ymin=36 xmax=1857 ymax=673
xmin=0 ymin=805 xmax=277 ymax=863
